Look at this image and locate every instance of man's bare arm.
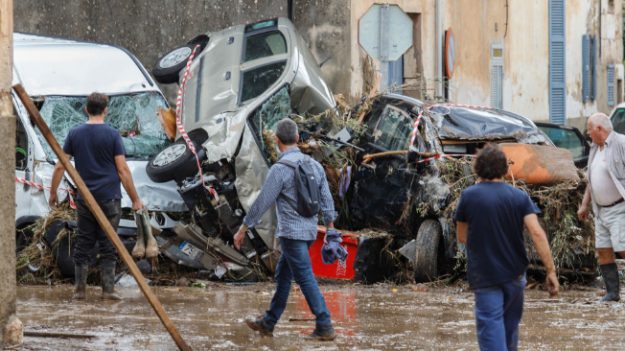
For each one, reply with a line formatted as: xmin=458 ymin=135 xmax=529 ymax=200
xmin=524 ymin=213 xmax=559 ymax=296
xmin=49 ymin=160 xmax=67 ymax=207
xmin=114 ymin=155 xmax=142 ymax=210
xmin=577 ymin=185 xmax=592 ymax=221
xmin=456 ymin=221 xmax=468 ymax=244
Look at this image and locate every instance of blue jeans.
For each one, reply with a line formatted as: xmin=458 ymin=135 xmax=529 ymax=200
xmin=263 ymin=238 xmax=332 ymax=331
xmin=474 ymin=276 xmax=526 ymax=351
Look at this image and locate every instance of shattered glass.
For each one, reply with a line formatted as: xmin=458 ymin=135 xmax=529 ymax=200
xmin=36 ymin=93 xmax=169 ymax=160
xmin=372 ymin=105 xmax=413 ymax=151
xmin=248 ymin=86 xmax=292 ymax=160
xmin=241 ymin=61 xmax=287 ymax=102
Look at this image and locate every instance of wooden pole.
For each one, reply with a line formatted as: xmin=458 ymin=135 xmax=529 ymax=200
xmin=13 ymin=84 xmax=192 ymax=351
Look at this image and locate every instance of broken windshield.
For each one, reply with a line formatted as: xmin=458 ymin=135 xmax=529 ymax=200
xmin=35 ymin=92 xmax=169 ymax=160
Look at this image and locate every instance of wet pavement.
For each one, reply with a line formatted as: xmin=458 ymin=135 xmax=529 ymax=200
xmin=14 ymin=281 xmax=625 ymax=350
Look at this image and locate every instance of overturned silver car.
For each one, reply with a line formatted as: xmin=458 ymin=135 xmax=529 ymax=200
xmin=148 ymin=18 xmax=335 ymax=279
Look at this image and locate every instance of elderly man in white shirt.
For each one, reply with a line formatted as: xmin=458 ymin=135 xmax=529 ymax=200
xmin=578 ymin=112 xmax=625 ymax=302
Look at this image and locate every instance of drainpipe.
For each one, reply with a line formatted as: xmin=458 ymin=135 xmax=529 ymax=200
xmin=435 ymin=0 xmax=444 ymax=98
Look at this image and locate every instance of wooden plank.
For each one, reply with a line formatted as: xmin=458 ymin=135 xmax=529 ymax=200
xmin=24 ymin=330 xmax=96 ymax=339
xmin=14 ymin=84 xmax=192 ymax=351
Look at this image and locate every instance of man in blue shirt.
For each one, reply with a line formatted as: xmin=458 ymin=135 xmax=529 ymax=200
xmin=49 ymin=93 xmax=143 ymax=301
xmin=234 ymin=118 xmax=337 ymax=341
xmin=455 ymin=143 xmax=559 ymax=351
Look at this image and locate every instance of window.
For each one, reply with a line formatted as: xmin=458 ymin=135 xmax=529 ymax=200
xmin=35 ymin=92 xmax=169 ymax=160
xmin=372 ymin=105 xmax=413 ymax=151
xmin=248 ymin=86 xmax=292 ymax=162
xmin=15 ymin=117 xmax=28 ymax=170
xmin=537 ymin=125 xmax=585 ymax=160
xmin=241 ymin=61 xmax=286 ymax=102
xmin=244 ymin=31 xmax=287 ymax=62
xmin=611 ymin=108 xmax=625 ymax=134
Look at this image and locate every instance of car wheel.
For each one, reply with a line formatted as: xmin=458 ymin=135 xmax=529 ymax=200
xmin=43 ymin=220 xmax=75 ymax=278
xmin=147 ymin=139 xmax=204 ymax=183
xmin=16 ymin=225 xmax=34 ymax=254
xmin=413 ymin=219 xmax=443 ymax=283
xmin=153 ymin=36 xmax=209 ymax=84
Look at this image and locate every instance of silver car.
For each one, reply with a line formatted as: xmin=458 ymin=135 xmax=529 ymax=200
xmin=147 ymin=18 xmax=335 ymax=279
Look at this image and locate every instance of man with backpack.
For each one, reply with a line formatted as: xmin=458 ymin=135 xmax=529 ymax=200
xmin=234 ymin=118 xmax=337 ymax=341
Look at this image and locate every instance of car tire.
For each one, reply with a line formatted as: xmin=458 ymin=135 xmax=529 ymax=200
xmin=148 ymin=128 xmax=209 ymax=183
xmin=146 ymin=140 xmax=200 ymax=183
xmin=43 ymin=220 xmax=75 ymax=278
xmin=413 ymin=219 xmax=443 ymax=283
xmin=153 ymin=36 xmax=209 ymax=84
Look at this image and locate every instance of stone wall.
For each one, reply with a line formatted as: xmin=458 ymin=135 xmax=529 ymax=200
xmin=14 ymin=0 xmax=351 ymax=101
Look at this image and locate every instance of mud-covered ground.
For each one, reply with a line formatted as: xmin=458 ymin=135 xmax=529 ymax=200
xmin=14 ymin=281 xmax=625 ymax=350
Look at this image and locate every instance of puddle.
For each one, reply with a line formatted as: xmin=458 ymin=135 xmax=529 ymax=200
xmin=15 ymin=283 xmax=625 ymax=350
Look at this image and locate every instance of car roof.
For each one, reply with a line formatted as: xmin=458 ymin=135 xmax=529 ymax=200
xmin=13 ymin=33 xmax=158 ymax=96
xmin=427 ymin=104 xmax=542 ymax=140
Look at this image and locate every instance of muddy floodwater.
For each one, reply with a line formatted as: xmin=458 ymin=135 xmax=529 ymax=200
xmin=14 ymin=282 xmax=625 ymax=350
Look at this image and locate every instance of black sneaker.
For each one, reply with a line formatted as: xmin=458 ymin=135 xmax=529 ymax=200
xmin=307 ymin=327 xmax=336 ymax=341
xmin=245 ymin=316 xmax=273 ymax=337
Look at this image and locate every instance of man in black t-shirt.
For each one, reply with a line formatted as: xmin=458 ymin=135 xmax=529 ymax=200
xmin=49 ymin=93 xmax=143 ymax=301
xmin=454 ymin=143 xmax=559 ymax=351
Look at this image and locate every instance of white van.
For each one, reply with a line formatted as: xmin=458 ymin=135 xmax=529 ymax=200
xmin=12 ymin=33 xmax=186 ymax=259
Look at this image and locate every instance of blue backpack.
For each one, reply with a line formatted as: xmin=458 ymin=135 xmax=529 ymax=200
xmin=278 ymin=157 xmax=321 ymax=218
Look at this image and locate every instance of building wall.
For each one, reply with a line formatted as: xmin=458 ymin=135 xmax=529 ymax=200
xmin=292 ymin=0 xmax=351 ymax=97
xmin=349 ymin=0 xmax=437 ymax=100
xmin=347 ymin=0 xmax=622 ymax=126
xmin=13 ymin=0 xmax=624 ymax=124
xmin=13 ymin=0 xmax=348 ymax=102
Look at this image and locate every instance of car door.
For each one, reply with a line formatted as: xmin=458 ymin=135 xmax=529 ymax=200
xmin=536 ymin=122 xmax=590 ymax=168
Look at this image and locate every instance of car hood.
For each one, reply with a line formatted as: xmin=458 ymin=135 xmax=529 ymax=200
xmin=428 ymin=105 xmax=550 ymax=144
xmin=52 ymin=160 xmax=185 ymax=212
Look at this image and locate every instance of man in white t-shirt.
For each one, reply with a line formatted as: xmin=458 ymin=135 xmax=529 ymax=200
xmin=578 ymin=113 xmax=625 ymax=302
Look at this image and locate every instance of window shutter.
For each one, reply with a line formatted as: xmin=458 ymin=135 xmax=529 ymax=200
xmin=590 ymin=35 xmax=597 ymax=100
xmin=608 ymin=64 xmax=615 ymax=107
xmin=549 ymin=0 xmax=566 ymax=124
xmin=582 ymin=35 xmax=590 ymax=102
xmin=490 ymin=65 xmax=503 ymax=109
xmin=490 ymin=43 xmax=504 ymax=109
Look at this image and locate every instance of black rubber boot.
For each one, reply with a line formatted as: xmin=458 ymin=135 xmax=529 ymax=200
xmin=100 ymin=261 xmax=121 ymax=301
xmin=73 ymin=265 xmax=88 ymax=300
xmin=600 ymin=263 xmax=621 ymax=302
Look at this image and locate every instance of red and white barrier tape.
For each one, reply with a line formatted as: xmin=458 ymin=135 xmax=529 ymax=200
xmin=427 ymin=102 xmax=495 ymax=113
xmin=409 ymin=110 xmax=424 ymax=148
xmin=15 ymin=176 xmax=77 ymax=209
xmin=175 ymin=44 xmax=218 ymax=200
